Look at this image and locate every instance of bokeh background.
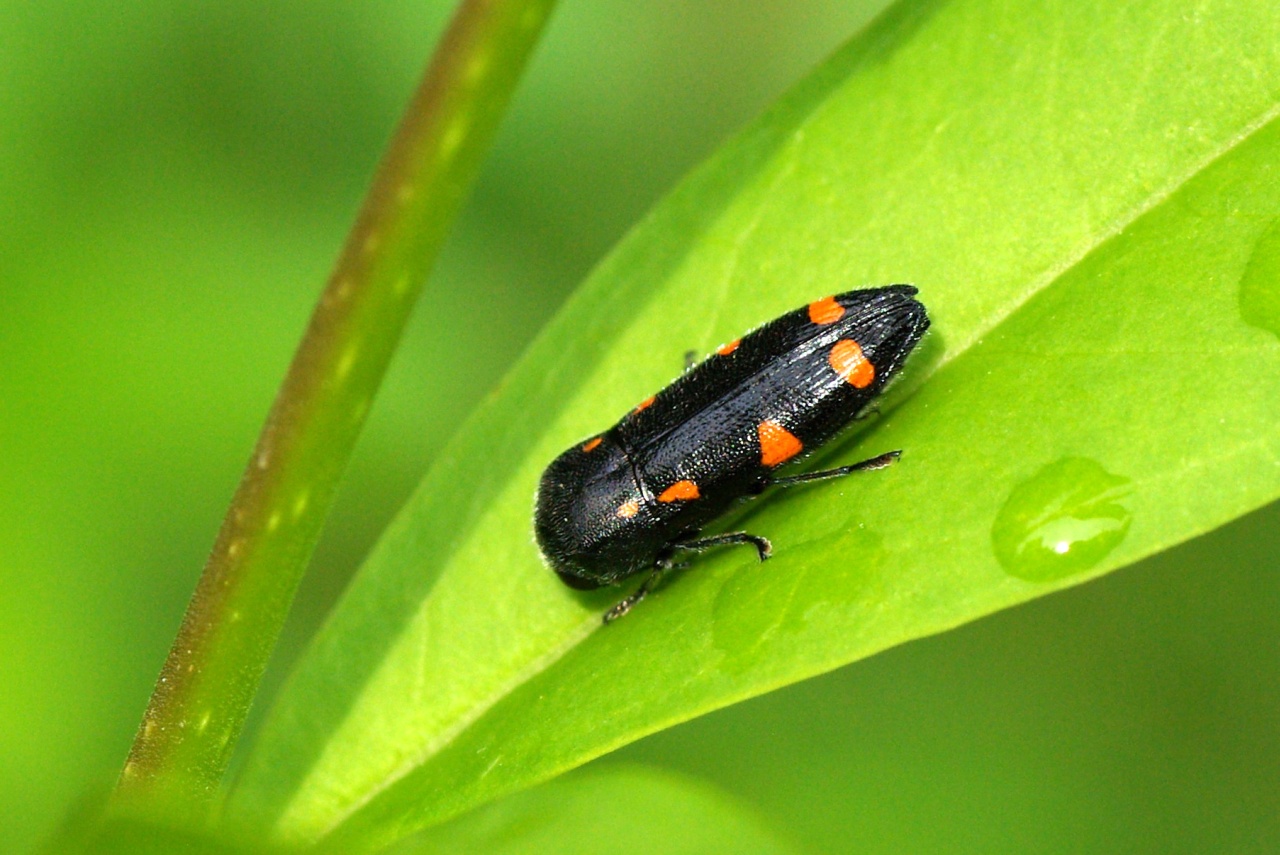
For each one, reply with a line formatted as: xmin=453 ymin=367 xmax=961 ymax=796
xmin=3 ymin=2 xmax=1278 ymax=852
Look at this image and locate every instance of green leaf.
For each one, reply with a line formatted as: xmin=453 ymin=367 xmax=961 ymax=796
xmin=387 ymin=765 xmax=803 ymax=855
xmin=229 ymin=0 xmax=1280 ymax=850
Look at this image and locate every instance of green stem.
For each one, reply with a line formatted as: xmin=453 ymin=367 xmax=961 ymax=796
xmin=112 ymin=0 xmax=557 ymax=819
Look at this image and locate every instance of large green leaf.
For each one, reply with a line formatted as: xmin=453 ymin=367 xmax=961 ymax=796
xmin=390 ymin=765 xmax=802 ymax=855
xmin=229 ymin=0 xmax=1280 ymax=850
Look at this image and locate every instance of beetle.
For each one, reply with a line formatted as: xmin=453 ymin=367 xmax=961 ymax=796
xmin=535 ymin=285 xmax=929 ymax=622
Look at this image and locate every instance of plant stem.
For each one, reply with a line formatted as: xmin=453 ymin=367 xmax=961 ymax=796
xmin=112 ymin=0 xmax=557 ymax=819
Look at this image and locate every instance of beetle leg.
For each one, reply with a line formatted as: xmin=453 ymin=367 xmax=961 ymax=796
xmin=683 ymin=349 xmax=698 ymax=371
xmin=769 ymin=450 xmax=900 ymax=487
xmin=603 ymin=530 xmax=771 ymax=623
xmin=603 ymin=529 xmax=773 ymax=623
xmin=674 ymin=531 xmax=772 ymax=561
xmin=603 ymin=560 xmax=687 ymax=624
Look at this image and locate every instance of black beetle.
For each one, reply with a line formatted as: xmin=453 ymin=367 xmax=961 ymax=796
xmin=535 ymin=286 xmax=929 ymax=622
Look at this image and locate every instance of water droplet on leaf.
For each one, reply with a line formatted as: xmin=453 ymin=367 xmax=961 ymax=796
xmin=992 ymin=457 xmax=1132 ymax=583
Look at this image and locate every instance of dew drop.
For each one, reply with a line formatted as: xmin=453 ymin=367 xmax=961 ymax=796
xmin=1239 ymin=218 xmax=1280 ymax=340
xmin=292 ymin=489 xmax=310 ymax=520
xmin=336 ymin=343 xmax=359 ymax=381
xmin=992 ymin=457 xmax=1132 ymax=583
xmin=440 ymin=116 xmax=471 ymax=160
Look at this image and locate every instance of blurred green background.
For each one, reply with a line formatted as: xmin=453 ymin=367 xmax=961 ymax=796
xmin=3 ymin=2 xmax=1277 ymax=853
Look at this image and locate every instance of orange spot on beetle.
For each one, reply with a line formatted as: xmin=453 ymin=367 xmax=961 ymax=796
xmin=616 ymin=500 xmax=640 ymax=518
xmin=582 ymin=437 xmax=602 ymax=452
xmin=808 ymin=295 xmax=845 ymax=325
xmin=757 ymin=419 xmax=804 ymax=467
xmin=658 ymin=480 xmax=700 ymax=502
xmin=634 ymin=395 xmax=656 ymax=413
xmin=829 ymin=339 xmax=875 ymax=388
xmin=716 ymin=338 xmax=741 ymax=356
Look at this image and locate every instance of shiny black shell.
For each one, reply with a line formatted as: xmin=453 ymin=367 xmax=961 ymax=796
xmin=535 ymin=285 xmax=929 ymax=589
